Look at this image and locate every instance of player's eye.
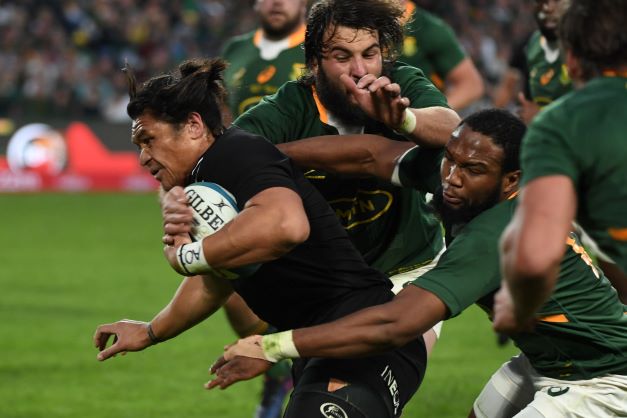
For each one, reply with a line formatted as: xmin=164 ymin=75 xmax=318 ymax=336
xmin=466 ymin=167 xmax=485 ymax=176
xmin=333 ymin=54 xmax=349 ymax=62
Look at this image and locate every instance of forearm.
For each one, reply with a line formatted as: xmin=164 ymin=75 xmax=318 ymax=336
xmin=501 ymin=180 xmax=572 ymax=322
xmin=292 ymin=310 xmax=417 ymax=358
xmin=224 ymin=292 xmax=269 ymax=337
xmin=149 ymin=274 xmax=233 ymax=341
xmin=501 ymin=227 xmax=560 ymax=322
xmin=501 ymin=222 xmax=556 ymax=321
xmin=407 ymin=106 xmax=460 ymax=148
xmin=278 ymin=135 xmax=413 ymax=180
xmin=290 ymin=287 xmax=445 ymax=358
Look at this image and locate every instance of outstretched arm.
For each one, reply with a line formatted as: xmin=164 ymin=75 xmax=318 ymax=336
xmin=496 ymin=175 xmax=576 ymax=332
xmin=94 ymin=273 xmax=233 ymax=361
xmin=207 ymin=286 xmax=447 ymax=389
xmin=277 ymin=134 xmax=415 ymax=180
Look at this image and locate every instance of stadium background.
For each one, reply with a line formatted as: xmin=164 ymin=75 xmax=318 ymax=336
xmin=2 ymin=0 xmax=525 ymax=416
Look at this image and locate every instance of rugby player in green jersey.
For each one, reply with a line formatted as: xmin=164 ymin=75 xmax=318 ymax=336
xmin=221 ymin=2 xmax=308 ymax=415
xmin=518 ymin=0 xmax=572 ymax=124
xmin=210 ymin=108 xmax=627 ymax=417
xmin=222 ymin=0 xmax=307 ymax=120
xmin=232 ymin=0 xmax=459 ymax=355
xmin=399 ymin=1 xmax=484 ymax=110
xmin=499 ymin=0 xmax=627 ymax=336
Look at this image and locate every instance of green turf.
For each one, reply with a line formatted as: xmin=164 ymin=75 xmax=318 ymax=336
xmin=0 ymin=193 xmax=518 ymax=417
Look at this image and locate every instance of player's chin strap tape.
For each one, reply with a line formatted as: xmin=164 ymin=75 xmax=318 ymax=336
xmin=176 ymin=240 xmax=212 ymax=276
xmin=261 ymin=330 xmax=301 ymax=363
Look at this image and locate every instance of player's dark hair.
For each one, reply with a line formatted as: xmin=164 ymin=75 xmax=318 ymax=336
xmin=559 ymin=0 xmax=627 ymax=80
xmin=300 ymin=0 xmax=404 ymax=85
xmin=126 ymin=58 xmax=227 ymax=136
xmin=461 ymin=109 xmax=526 ymax=174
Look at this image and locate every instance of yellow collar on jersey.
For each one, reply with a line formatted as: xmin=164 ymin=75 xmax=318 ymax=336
xmin=254 ymin=23 xmax=306 ymax=49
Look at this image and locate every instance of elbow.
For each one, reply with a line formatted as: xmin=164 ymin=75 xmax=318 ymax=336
xmin=277 ymin=212 xmax=310 ymax=248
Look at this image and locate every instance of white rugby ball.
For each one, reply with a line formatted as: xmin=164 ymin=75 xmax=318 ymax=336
xmin=183 ymin=182 xmax=259 ymax=279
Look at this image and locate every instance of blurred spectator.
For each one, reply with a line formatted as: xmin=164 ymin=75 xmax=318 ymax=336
xmin=0 ymin=0 xmax=535 ymax=121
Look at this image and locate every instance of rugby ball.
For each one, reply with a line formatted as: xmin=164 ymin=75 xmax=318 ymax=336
xmin=183 ymin=182 xmax=260 ymax=279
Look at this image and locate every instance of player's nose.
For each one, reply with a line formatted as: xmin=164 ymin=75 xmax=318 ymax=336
xmin=139 ymin=148 xmax=151 ymax=166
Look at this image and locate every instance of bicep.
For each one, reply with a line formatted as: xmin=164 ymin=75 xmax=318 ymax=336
xmin=240 ymin=187 xmax=310 ymax=244
xmin=445 ymin=58 xmax=483 ymax=88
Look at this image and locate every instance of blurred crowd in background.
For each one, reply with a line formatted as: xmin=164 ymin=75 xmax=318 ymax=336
xmin=0 ymin=0 xmax=535 ymax=123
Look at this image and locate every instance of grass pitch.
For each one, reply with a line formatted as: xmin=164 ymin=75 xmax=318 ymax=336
xmin=0 ymin=193 xmax=518 ymax=417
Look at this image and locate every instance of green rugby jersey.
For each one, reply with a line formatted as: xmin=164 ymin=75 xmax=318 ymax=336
xmin=412 ymin=198 xmax=627 ymax=380
xmin=522 ymin=75 xmax=627 ymax=273
xmin=222 ymin=25 xmax=306 ymax=117
xmin=400 ymin=2 xmax=465 ymax=90
xmin=526 ymin=30 xmax=572 ymax=106
xmin=234 ymin=63 xmax=447 ymax=275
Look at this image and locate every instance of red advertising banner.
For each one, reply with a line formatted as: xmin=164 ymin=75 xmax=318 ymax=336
xmin=0 ymin=120 xmax=158 ymax=192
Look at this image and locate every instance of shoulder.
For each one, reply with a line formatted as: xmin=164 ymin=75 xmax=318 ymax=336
xmin=414 ymin=7 xmax=450 ymax=31
xmin=527 ymin=30 xmax=541 ymax=46
xmin=392 ymin=61 xmax=429 ymax=81
xmin=222 ymin=31 xmax=255 ymax=55
xmin=238 ymin=81 xmax=313 ymax=118
xmin=528 ymin=88 xmax=578 ymax=137
xmin=392 ymin=61 xmax=449 ymax=107
xmin=217 ymin=126 xmax=275 ymax=148
xmin=410 ymin=7 xmax=457 ymax=43
xmin=525 ymin=31 xmax=542 ymax=57
xmin=202 ymin=127 xmax=286 ymax=168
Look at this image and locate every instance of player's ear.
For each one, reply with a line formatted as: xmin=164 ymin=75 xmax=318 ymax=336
xmin=186 ymin=112 xmax=206 ymax=140
xmin=502 ymin=170 xmax=521 ymax=197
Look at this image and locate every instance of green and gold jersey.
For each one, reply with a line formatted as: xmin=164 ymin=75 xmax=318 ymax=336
xmin=400 ymin=2 xmax=466 ymax=90
xmin=222 ymin=25 xmax=306 ymax=117
xmin=413 ymin=198 xmax=627 ymax=380
xmin=234 ymin=63 xmax=447 ymax=275
xmin=522 ymin=75 xmax=627 ymax=273
xmin=526 ymin=30 xmax=572 ymax=106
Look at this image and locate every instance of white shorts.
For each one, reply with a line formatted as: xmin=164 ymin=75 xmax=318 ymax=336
xmin=388 ymin=246 xmax=445 ymax=338
xmin=473 ymin=354 xmax=627 ymax=418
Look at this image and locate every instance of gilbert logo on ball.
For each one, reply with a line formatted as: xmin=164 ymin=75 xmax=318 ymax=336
xmin=185 ymin=182 xmax=239 ymax=241
xmin=183 ymin=182 xmax=260 ymax=279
